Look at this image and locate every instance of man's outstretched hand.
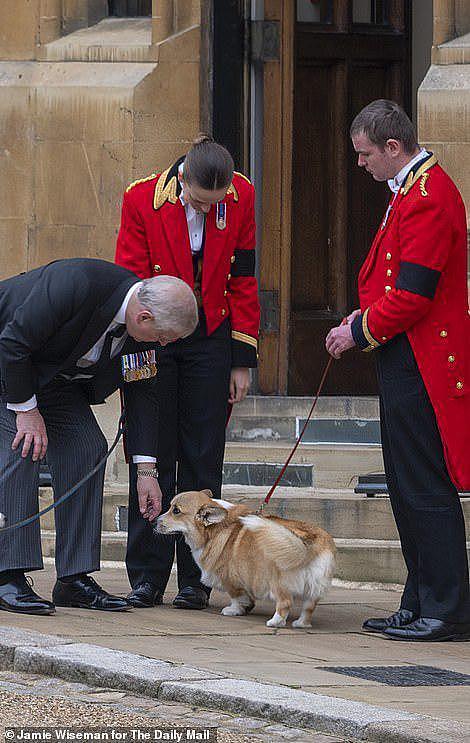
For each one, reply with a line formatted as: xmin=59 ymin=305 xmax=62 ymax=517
xmin=13 ymin=408 xmax=48 ymax=461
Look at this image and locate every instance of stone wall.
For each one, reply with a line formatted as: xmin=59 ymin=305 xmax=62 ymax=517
xmin=0 ymin=2 xmax=201 ymax=280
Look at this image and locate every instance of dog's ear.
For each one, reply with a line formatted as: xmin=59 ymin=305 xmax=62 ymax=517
xmin=196 ymin=503 xmax=226 ymax=526
xmin=200 ymin=488 xmax=214 ymax=499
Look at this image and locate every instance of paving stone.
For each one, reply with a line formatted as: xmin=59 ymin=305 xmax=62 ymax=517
xmin=159 ymin=678 xmax=421 ymax=738
xmin=13 ymin=642 xmax=221 ymax=697
xmin=0 ymin=626 xmax=72 ymax=668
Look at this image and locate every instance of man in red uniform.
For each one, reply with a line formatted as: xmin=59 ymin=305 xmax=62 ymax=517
xmin=326 ymin=100 xmax=470 ymax=641
xmin=116 ymin=137 xmax=260 ymax=610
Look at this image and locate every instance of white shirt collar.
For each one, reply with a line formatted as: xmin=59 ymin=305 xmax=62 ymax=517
xmin=387 ymin=149 xmax=430 ymax=193
xmin=115 ymin=282 xmax=142 ymax=325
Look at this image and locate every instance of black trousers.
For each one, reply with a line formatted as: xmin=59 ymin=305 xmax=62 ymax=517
xmin=126 ymin=318 xmax=232 ymax=592
xmin=376 ymin=334 xmax=470 ymax=623
xmin=0 ymin=381 xmax=107 ymax=579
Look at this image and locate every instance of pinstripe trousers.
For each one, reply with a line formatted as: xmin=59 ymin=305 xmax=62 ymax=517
xmin=0 ymin=380 xmax=108 ymax=579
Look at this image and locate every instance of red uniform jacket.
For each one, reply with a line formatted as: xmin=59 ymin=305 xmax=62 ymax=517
xmin=351 ymin=154 xmax=470 ymax=491
xmin=115 ymin=158 xmax=260 ymax=367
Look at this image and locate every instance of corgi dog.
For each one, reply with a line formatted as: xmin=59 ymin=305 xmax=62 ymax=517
xmin=155 ymin=489 xmax=336 ymax=628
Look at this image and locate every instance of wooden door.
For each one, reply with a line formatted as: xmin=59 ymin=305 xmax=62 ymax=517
xmin=108 ymin=0 xmax=152 ymax=16
xmin=288 ymin=0 xmax=410 ymax=394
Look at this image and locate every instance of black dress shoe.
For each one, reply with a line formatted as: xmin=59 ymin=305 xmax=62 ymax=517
xmin=52 ymin=575 xmax=130 ymax=612
xmin=0 ymin=574 xmax=55 ymax=616
xmin=173 ymin=586 xmax=209 ymax=610
xmin=383 ymin=617 xmax=470 ymax=642
xmin=362 ymin=608 xmax=416 ymax=633
xmin=127 ymin=582 xmax=163 ymax=608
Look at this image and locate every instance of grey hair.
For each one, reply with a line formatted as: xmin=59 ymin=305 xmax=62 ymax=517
xmin=137 ymin=275 xmax=198 ymax=338
xmin=350 ymin=99 xmax=418 ymax=154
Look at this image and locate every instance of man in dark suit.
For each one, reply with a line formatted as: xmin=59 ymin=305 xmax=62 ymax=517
xmin=0 ymin=258 xmax=198 ymax=615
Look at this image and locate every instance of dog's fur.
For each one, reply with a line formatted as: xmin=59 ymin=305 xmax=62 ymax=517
xmin=156 ymin=489 xmax=336 ymax=628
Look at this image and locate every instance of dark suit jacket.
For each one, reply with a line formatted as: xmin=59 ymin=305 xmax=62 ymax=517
xmin=0 ymin=258 xmax=158 ymax=457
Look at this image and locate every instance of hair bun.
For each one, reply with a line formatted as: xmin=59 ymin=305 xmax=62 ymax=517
xmin=193 ymin=133 xmax=214 ymax=147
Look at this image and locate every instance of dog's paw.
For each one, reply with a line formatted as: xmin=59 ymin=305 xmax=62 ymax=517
xmin=266 ymin=614 xmax=287 ymax=628
xmin=221 ymin=605 xmax=245 ymax=616
xmin=292 ymin=618 xmax=312 ymax=629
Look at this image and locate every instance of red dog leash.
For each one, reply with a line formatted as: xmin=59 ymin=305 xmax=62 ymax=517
xmin=258 ymin=319 xmax=347 ymax=513
xmin=257 ymin=355 xmax=334 ymax=513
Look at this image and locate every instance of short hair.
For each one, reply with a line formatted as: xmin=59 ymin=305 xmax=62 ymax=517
xmin=137 ymin=276 xmax=198 ymax=338
xmin=183 ymin=134 xmax=234 ymax=191
xmin=350 ymin=99 xmax=418 ymax=154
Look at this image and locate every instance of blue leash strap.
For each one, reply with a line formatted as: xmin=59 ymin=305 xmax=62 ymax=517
xmin=0 ymin=412 xmax=126 ymax=534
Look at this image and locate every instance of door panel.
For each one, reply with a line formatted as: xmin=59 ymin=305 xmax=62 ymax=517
xmin=108 ymin=0 xmax=152 ymax=16
xmin=289 ymin=1 xmax=410 ymax=395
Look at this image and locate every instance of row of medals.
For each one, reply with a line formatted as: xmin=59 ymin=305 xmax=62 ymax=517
xmin=121 ymin=350 xmax=157 ymax=383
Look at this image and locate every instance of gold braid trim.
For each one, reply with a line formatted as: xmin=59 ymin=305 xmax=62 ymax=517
xmin=420 ymin=172 xmax=429 ymax=197
xmin=234 ymin=171 xmax=252 ymax=185
xmin=232 ymin=331 xmax=258 ymax=349
xmin=226 ymin=183 xmax=239 ymax=202
xmin=153 ymin=168 xmax=178 ymax=210
xmin=126 ymin=173 xmax=157 ymax=193
xmin=362 ymin=308 xmax=380 ymax=352
xmin=401 ymin=154 xmax=437 ymax=196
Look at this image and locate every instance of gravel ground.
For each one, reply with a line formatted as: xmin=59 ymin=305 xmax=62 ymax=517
xmin=0 ymin=672 xmax=345 ymax=743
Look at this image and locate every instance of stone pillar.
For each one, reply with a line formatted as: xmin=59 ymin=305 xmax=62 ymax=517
xmin=456 ymin=0 xmax=470 ymax=37
xmin=433 ymin=0 xmax=456 ymax=46
xmin=39 ymin=0 xmax=62 ymax=45
xmin=0 ymin=1 xmax=40 ymax=60
xmin=62 ymin=0 xmax=108 ymax=35
xmin=152 ymin=0 xmax=174 ymax=43
xmin=175 ymin=0 xmax=200 ymax=32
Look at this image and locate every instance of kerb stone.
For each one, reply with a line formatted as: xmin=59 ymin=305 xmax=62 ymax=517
xmin=13 ymin=643 xmax=220 ymax=697
xmin=158 ymin=678 xmax=422 ymax=738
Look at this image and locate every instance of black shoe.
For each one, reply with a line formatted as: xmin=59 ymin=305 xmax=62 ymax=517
xmin=362 ymin=608 xmax=416 ymax=633
xmin=127 ymin=582 xmax=163 ymax=608
xmin=52 ymin=575 xmax=130 ymax=612
xmin=384 ymin=617 xmax=470 ymax=642
xmin=173 ymin=586 xmax=209 ymax=610
xmin=0 ymin=574 xmax=55 ymax=616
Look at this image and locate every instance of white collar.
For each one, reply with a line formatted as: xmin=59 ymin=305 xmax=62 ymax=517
xmin=387 ymin=149 xmax=430 ymax=194
xmin=115 ymin=282 xmax=142 ymax=325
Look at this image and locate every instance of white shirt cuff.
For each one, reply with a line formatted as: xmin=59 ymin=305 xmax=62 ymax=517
xmin=7 ymin=395 xmax=38 ymax=412
xmin=133 ymin=455 xmax=157 ymax=464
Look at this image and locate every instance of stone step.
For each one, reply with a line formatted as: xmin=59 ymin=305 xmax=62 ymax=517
xmin=38 ymin=485 xmax=470 ymax=540
xmin=226 ymin=416 xmax=381 ymax=444
xmin=112 ymin=441 xmax=384 ymax=489
xmin=227 ymin=396 xmax=380 ymax=444
xmin=230 ymin=395 xmax=380 ymax=420
xmin=39 ymin=530 xmax=470 ymax=586
xmin=223 ymin=442 xmax=384 ymax=489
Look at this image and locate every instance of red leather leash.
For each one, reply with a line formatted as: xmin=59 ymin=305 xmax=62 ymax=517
xmin=257 ymin=354 xmax=334 ymax=513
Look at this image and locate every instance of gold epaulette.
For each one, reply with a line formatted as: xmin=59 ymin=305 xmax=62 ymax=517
xmin=153 ymin=167 xmax=178 ymax=210
xmin=126 ymin=173 xmax=157 ymax=193
xmin=226 ymin=171 xmax=252 ymax=203
xmin=234 ymin=171 xmax=252 ymax=185
xmin=401 ymin=154 xmax=437 ymax=196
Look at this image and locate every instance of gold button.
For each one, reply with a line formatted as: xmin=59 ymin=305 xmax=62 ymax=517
xmin=227 ymin=273 xmax=231 ymax=280
xmin=456 ymin=381 xmax=463 ymax=390
xmin=386 ymin=252 xmax=392 ymax=260
xmin=386 ymin=269 xmax=392 ymax=277
xmin=221 ymin=308 xmax=226 ymax=316
xmin=440 ymin=330 xmax=447 ymax=338
xmin=448 ymin=355 xmax=455 ymax=363
xmin=230 ymin=255 xmax=235 ymax=264
xmin=154 ymin=264 xmax=161 ymax=272
xmin=224 ymin=290 xmax=228 ymax=296
xmin=385 ymin=285 xmax=391 ymax=292
xmin=382 ymin=336 xmax=387 ymax=342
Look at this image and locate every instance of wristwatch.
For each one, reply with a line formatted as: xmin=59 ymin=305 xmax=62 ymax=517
xmin=137 ymin=467 xmax=158 ymax=479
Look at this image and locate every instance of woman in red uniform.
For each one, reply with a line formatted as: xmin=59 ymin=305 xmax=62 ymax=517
xmin=115 ymin=136 xmax=260 ymax=609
